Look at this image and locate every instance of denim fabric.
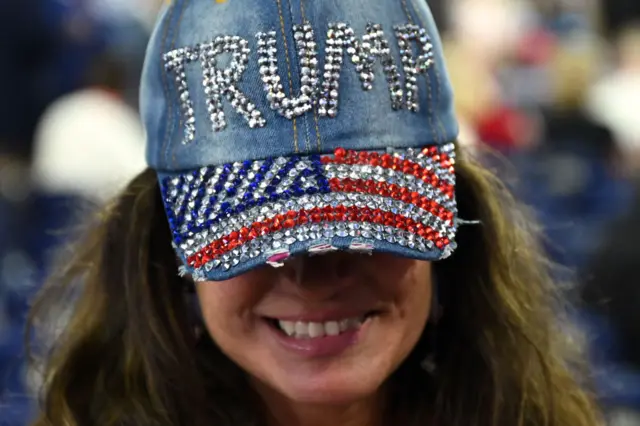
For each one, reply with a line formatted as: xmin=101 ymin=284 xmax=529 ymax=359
xmin=141 ymin=0 xmax=458 ymax=171
xmin=140 ymin=0 xmax=460 ymax=281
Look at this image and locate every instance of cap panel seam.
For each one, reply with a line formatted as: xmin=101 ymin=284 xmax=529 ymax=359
xmin=275 ymin=0 xmax=300 ymax=153
xmin=299 ymin=0 xmax=323 ymax=151
xmin=287 ymin=0 xmax=312 ymax=152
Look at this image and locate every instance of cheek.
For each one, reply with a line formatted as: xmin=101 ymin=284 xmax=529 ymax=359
xmin=196 ymin=286 xmax=233 ymax=333
xmin=195 ymin=277 xmax=265 ymax=340
xmin=376 ymin=259 xmax=433 ymax=346
xmin=399 ymin=280 xmax=432 ymax=354
xmin=398 ymin=268 xmax=432 ymax=321
xmin=374 ymin=257 xmax=433 ymax=312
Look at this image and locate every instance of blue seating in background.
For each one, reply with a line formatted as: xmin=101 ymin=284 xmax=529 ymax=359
xmin=577 ymin=313 xmax=640 ymax=410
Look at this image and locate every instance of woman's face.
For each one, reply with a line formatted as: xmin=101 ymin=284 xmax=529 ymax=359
xmin=196 ymin=253 xmax=433 ymax=405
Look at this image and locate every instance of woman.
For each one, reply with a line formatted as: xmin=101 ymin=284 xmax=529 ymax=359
xmin=27 ymin=0 xmax=602 ymax=425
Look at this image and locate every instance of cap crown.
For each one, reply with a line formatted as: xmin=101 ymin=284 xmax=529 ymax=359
xmin=141 ymin=0 xmax=458 ymax=171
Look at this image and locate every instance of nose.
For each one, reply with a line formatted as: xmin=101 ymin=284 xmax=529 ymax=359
xmin=279 ymin=252 xmax=359 ymax=298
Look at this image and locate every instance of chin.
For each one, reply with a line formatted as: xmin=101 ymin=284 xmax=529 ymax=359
xmin=273 ymin=367 xmax=385 ymax=405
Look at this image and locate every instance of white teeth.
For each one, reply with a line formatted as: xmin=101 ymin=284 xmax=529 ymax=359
xmin=277 ymin=316 xmax=367 ymax=339
xmin=279 ymin=320 xmax=295 ymax=336
xmin=308 ymin=322 xmax=325 ymax=338
xmin=295 ymin=321 xmax=308 ymax=337
xmin=339 ymin=319 xmax=350 ymax=332
xmin=325 ymin=321 xmax=340 ymax=336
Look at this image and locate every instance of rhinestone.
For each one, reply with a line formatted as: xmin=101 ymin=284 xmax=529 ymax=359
xmin=164 ymin=38 xmax=266 ymax=143
xmin=166 ymin=145 xmax=457 ymax=275
xmin=318 ymin=23 xmax=402 ymax=117
xmin=394 ymin=24 xmax=435 ymax=112
xmin=257 ymin=23 xmax=319 ymax=119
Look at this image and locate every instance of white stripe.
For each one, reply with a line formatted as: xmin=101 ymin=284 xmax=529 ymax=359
xmin=181 ymin=191 xmax=455 ymax=257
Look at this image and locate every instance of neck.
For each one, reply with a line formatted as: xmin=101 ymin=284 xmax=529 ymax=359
xmin=258 ymin=388 xmax=386 ymax=426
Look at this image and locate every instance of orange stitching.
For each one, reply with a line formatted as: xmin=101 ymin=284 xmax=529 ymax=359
xmin=288 ymin=0 xmax=311 ymax=151
xmin=275 ymin=0 xmax=299 ymax=152
xmin=401 ymin=0 xmax=413 ymax=24
xmin=298 ymin=0 xmax=321 ymax=150
xmin=311 ymin=87 xmax=322 ymax=150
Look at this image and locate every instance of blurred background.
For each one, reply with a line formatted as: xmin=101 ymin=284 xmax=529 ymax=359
xmin=1 ymin=0 xmax=640 ymax=424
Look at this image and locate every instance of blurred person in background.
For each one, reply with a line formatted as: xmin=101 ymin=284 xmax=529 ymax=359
xmin=30 ymin=51 xmax=146 ymax=269
xmin=601 ymin=0 xmax=640 ymax=40
xmin=443 ymin=6 xmax=640 ymax=420
xmin=444 ymin=0 xmax=539 ymax=155
xmin=579 ymin=23 xmax=640 ymax=425
xmin=523 ymin=34 xmax=632 ymax=270
xmin=0 ymin=0 xmax=110 ymax=313
xmin=32 ymin=52 xmax=145 ymax=204
xmin=85 ymin=0 xmax=165 ymax=108
xmin=586 ymin=23 xmax=640 ymax=173
xmin=0 ymin=1 xmax=146 ymax=423
xmin=10 ymin=52 xmax=146 ymax=419
xmin=24 ymin=1 xmax=603 ymax=425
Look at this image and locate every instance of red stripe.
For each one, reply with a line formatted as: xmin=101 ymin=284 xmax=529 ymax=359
xmin=321 ymin=147 xmax=455 ymax=198
xmin=329 ymin=178 xmax=454 ymax=223
xmin=187 ymin=205 xmax=450 ymax=268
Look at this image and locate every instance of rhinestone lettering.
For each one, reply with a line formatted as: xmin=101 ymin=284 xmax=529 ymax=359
xmin=257 ymin=22 xmax=319 ymax=119
xmin=163 ymin=21 xmax=437 ymax=139
xmin=319 ymin=23 xmax=403 ymax=117
xmin=394 ymin=24 xmax=435 ymax=112
xmin=163 ymin=36 xmax=266 ymax=143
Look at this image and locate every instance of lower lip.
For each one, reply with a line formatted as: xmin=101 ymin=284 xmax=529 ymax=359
xmin=266 ymin=318 xmax=372 ymax=358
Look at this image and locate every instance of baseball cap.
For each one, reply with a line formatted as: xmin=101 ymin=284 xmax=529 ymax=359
xmin=141 ymin=0 xmax=459 ymax=281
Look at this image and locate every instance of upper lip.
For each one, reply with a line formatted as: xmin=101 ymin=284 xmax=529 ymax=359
xmin=263 ymin=309 xmax=377 ymax=323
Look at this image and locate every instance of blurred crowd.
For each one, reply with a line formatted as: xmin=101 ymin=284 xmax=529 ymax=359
xmin=1 ymin=0 xmax=640 ymax=424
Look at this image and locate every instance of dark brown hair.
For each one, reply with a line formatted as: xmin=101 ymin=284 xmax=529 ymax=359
xmin=26 ymin=148 xmax=602 ymax=426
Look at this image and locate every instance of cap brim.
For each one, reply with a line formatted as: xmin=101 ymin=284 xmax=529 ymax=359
xmin=158 ymin=143 xmax=458 ymax=281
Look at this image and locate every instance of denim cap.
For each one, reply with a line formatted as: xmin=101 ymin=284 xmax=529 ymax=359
xmin=141 ymin=0 xmax=459 ymax=282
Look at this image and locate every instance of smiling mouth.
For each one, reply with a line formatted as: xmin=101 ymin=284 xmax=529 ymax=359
xmin=265 ymin=312 xmax=378 ymax=340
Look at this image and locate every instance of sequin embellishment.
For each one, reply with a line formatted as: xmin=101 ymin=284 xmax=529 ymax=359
xmin=319 ymin=23 xmax=403 ymax=117
xmin=161 ymin=143 xmax=457 ymax=278
xmin=164 ymin=22 xmax=437 ymax=141
xmin=163 ymin=35 xmax=266 ymax=143
xmin=257 ymin=22 xmax=319 ymax=119
xmin=394 ymin=24 xmax=435 ymax=112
